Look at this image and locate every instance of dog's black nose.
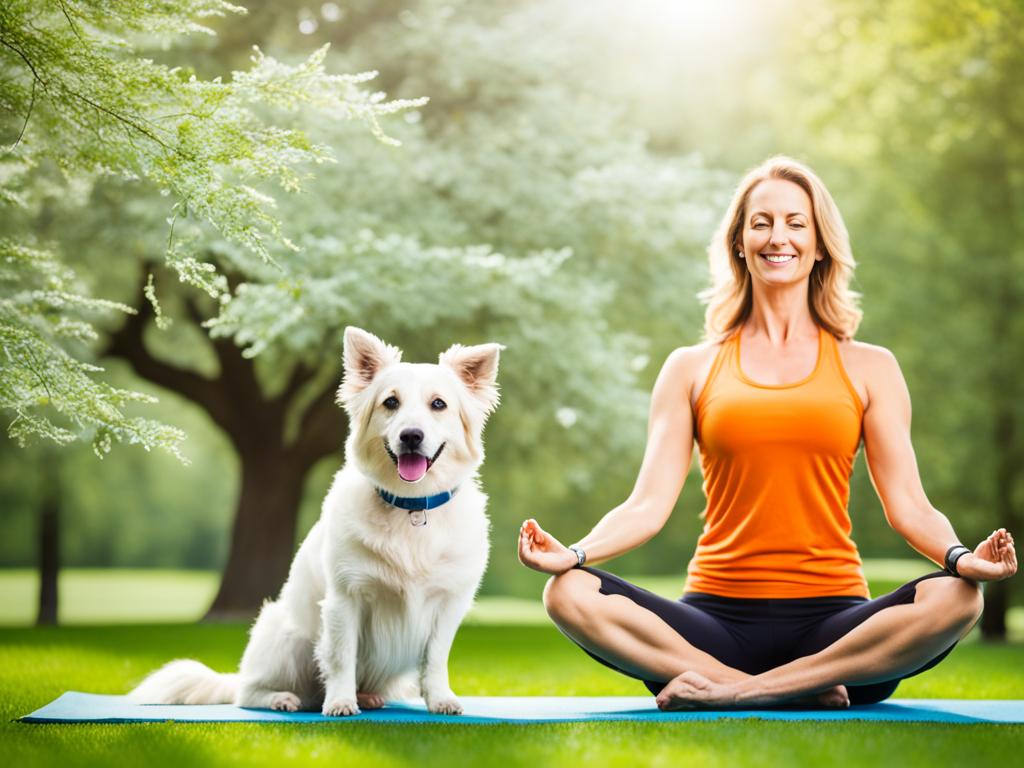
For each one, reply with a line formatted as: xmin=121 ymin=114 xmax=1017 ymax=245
xmin=399 ymin=428 xmax=424 ymax=449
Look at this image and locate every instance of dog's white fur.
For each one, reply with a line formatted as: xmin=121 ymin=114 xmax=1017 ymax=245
xmin=129 ymin=327 xmax=501 ymax=716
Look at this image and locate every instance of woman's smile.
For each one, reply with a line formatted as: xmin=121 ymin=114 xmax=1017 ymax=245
xmin=760 ymin=252 xmax=797 ymax=265
xmin=740 ymin=178 xmax=819 ymax=282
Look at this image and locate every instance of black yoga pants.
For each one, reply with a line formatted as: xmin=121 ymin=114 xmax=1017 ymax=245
xmin=565 ymin=567 xmax=961 ymax=705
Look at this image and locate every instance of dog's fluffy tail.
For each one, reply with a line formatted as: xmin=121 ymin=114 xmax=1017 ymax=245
xmin=128 ymin=659 xmax=239 ymax=705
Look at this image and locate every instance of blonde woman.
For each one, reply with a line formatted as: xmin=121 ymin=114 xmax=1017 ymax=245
xmin=518 ymin=156 xmax=1017 ymax=709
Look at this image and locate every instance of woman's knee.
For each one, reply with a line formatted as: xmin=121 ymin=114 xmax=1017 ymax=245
xmin=542 ymin=569 xmax=593 ymax=624
xmin=918 ymin=576 xmax=984 ymax=629
xmin=961 ymin=579 xmax=985 ymax=625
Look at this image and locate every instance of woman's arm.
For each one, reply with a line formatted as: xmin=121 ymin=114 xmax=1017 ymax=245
xmin=861 ymin=345 xmax=1016 ymax=581
xmin=518 ymin=346 xmax=700 ymax=574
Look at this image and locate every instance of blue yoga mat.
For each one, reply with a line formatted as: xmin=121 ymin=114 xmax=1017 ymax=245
xmin=19 ymin=692 xmax=1024 ymax=724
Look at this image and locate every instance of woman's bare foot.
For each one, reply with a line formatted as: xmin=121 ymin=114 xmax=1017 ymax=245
xmin=655 ymin=671 xmax=850 ymax=710
xmin=356 ymin=691 xmax=386 ymax=710
xmin=797 ymin=684 xmax=850 ymax=708
xmin=655 ymin=670 xmax=737 ymax=710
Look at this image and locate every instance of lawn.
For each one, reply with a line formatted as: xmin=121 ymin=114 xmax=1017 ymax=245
xmin=0 ymin=569 xmax=551 ymax=626
xmin=3 ymin=623 xmax=1024 ymax=767
xmin=3 ymin=568 xmax=1023 ymax=766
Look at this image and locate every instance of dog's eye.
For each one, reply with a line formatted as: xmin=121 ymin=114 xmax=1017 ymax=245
xmin=382 ymin=396 xmax=400 ymax=410
xmin=431 ymin=398 xmax=447 ymax=411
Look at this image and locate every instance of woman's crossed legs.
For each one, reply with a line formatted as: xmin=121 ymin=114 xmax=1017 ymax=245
xmin=543 ymin=567 xmax=982 ymax=709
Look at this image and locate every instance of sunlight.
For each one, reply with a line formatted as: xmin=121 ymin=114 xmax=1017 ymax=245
xmin=631 ymin=0 xmax=745 ymax=38
xmin=594 ymin=0 xmax=768 ymax=45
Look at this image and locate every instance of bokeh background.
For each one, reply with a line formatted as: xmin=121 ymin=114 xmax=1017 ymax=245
xmin=1 ymin=0 xmax=1021 ymax=636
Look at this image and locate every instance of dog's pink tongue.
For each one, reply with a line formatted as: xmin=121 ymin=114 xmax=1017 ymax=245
xmin=398 ymin=454 xmax=428 ymax=482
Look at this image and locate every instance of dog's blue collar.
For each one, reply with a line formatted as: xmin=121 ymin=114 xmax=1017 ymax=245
xmin=376 ymin=486 xmax=459 ymax=512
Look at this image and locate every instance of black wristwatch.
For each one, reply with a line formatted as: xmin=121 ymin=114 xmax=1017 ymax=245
xmin=944 ymin=544 xmax=972 ymax=577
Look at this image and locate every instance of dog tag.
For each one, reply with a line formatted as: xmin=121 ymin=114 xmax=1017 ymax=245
xmin=409 ymin=510 xmax=427 ymax=527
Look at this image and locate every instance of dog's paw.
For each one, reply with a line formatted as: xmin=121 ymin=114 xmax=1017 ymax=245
xmin=270 ymin=692 xmax=301 ymax=712
xmin=426 ymin=696 xmax=463 ymax=715
xmin=322 ymin=697 xmax=361 ymax=717
xmin=356 ymin=692 xmax=386 ymax=710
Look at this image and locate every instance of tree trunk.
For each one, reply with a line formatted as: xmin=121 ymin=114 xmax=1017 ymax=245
xmin=106 ymin=272 xmax=348 ymax=621
xmin=204 ymin=449 xmax=311 ymax=621
xmin=36 ymin=454 xmax=59 ymax=626
xmin=201 ymin=385 xmax=347 ymax=620
xmin=981 ymin=580 xmax=1007 ymax=639
xmin=981 ymin=382 xmax=1019 ymax=640
xmin=980 ymin=227 xmax=1020 ymax=641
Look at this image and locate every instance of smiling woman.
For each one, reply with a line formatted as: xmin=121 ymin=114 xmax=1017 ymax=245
xmin=519 ymin=155 xmax=1016 ymax=710
xmin=702 ymin=156 xmax=862 ymax=343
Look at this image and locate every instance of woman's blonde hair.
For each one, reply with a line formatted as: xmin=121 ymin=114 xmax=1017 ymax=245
xmin=699 ymin=155 xmax=862 ymax=341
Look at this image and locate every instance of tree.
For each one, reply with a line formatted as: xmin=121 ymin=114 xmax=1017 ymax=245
xmin=803 ymin=0 xmax=1023 ymax=637
xmin=0 ymin=0 xmax=420 ymax=457
xmin=52 ymin=0 xmax=727 ymax=615
xmin=1 ymin=0 xmax=421 ymax=622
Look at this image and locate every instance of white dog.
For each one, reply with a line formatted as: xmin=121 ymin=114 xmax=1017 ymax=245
xmin=130 ymin=326 xmax=501 ymax=716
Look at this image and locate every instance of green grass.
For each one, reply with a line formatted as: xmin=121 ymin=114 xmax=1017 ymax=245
xmin=2 ymin=623 xmax=1023 ymax=767
xmin=0 ymin=570 xmax=221 ymax=625
xmin=3 ymin=566 xmax=1022 ymax=765
xmin=0 ymin=569 xmax=551 ymax=626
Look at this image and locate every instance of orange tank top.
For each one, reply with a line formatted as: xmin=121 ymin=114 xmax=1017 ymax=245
xmin=685 ymin=325 xmax=869 ymax=599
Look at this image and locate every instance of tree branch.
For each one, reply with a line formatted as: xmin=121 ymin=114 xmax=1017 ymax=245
xmin=3 ymin=77 xmax=36 ymax=155
xmin=56 ymin=0 xmax=85 ymax=45
xmin=103 ymin=273 xmax=232 ymax=433
xmin=182 ymin=292 xmax=265 ymax=413
xmin=0 ymin=33 xmax=179 ymax=155
xmin=288 ymin=379 xmax=346 ymax=468
xmin=62 ymin=83 xmax=175 ymax=152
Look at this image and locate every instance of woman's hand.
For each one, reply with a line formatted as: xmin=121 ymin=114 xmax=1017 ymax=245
xmin=517 ymin=519 xmax=578 ymax=575
xmin=956 ymin=528 xmax=1017 ymax=582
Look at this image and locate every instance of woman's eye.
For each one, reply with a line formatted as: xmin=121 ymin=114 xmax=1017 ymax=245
xmin=753 ymin=223 xmax=768 ymax=229
xmin=431 ymin=398 xmax=447 ymax=411
xmin=382 ymin=396 xmax=400 ymax=410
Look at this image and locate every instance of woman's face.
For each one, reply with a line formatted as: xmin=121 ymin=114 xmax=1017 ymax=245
xmin=738 ymin=178 xmax=822 ymax=287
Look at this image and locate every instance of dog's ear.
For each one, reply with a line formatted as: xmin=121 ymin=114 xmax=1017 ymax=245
xmin=439 ymin=342 xmax=503 ymax=414
xmin=338 ymin=327 xmax=402 ymax=406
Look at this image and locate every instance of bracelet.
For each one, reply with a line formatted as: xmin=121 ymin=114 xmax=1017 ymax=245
xmin=568 ymin=545 xmax=587 ymax=569
xmin=944 ymin=544 xmax=971 ymax=577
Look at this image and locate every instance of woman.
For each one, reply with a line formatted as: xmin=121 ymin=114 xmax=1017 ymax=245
xmin=517 ymin=156 xmax=1017 ymax=709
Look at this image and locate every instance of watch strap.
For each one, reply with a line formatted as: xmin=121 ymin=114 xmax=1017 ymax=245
xmin=568 ymin=545 xmax=586 ymax=568
xmin=944 ymin=544 xmax=972 ymax=577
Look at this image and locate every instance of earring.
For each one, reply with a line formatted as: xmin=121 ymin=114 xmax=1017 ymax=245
xmin=737 ymin=252 xmax=745 ymax=259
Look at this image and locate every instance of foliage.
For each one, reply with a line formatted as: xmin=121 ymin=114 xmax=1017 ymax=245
xmin=0 ymin=238 xmax=188 ymax=458
xmin=0 ymin=0 xmax=422 ymax=455
xmin=113 ymin=0 xmax=731 ymax=591
xmin=798 ymin=0 xmax=1024 ymax=550
xmin=2 ymin=0 xmax=1019 ymax=607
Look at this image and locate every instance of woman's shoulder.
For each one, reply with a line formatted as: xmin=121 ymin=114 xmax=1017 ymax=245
xmin=836 ymin=337 xmax=899 ymax=368
xmin=666 ymin=339 xmax=723 ymax=364
xmin=661 ymin=340 xmax=727 ymax=410
xmin=836 ymin=338 xmax=903 ymax=410
xmin=663 ymin=339 xmax=724 ymax=377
